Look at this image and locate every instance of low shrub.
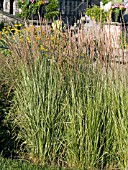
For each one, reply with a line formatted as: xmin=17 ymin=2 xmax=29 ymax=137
xmin=85 ymin=5 xmax=111 ymax=23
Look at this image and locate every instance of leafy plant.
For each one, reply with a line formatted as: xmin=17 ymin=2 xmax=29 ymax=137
xmin=85 ymin=5 xmax=110 ymax=23
xmin=17 ymin=0 xmax=47 ymax=20
xmin=111 ymin=4 xmax=127 ymax=22
xmin=44 ymin=0 xmax=59 ymax=20
xmin=17 ymin=0 xmax=58 ymax=20
xmin=102 ymin=0 xmax=110 ymax=6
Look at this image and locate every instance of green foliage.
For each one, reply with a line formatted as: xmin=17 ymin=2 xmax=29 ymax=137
xmin=85 ymin=5 xmax=110 ymax=23
xmin=44 ymin=0 xmax=59 ymax=19
xmin=114 ymin=8 xmax=120 ymax=22
xmin=102 ymin=0 xmax=110 ymax=5
xmin=17 ymin=0 xmax=59 ymax=20
xmin=112 ymin=0 xmax=122 ymax=4
xmin=17 ymin=0 xmax=41 ymax=20
xmin=0 ymin=156 xmax=65 ymax=170
xmin=111 ymin=4 xmax=126 ymax=22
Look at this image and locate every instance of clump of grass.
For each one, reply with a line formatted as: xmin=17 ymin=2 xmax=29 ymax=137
xmin=1 ymin=21 xmax=128 ymax=169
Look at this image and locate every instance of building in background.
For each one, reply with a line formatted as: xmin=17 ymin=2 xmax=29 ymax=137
xmin=0 ymin=0 xmax=100 ymax=25
xmin=58 ymin=0 xmax=87 ymax=25
xmin=0 ymin=0 xmax=20 ymax=15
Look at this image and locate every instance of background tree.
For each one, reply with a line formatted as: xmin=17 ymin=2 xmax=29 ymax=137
xmin=17 ymin=0 xmax=59 ymax=20
xmin=44 ymin=0 xmax=59 ymax=20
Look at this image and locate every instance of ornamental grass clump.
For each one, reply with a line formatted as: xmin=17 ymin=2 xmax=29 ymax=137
xmin=1 ymin=21 xmax=128 ymax=169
